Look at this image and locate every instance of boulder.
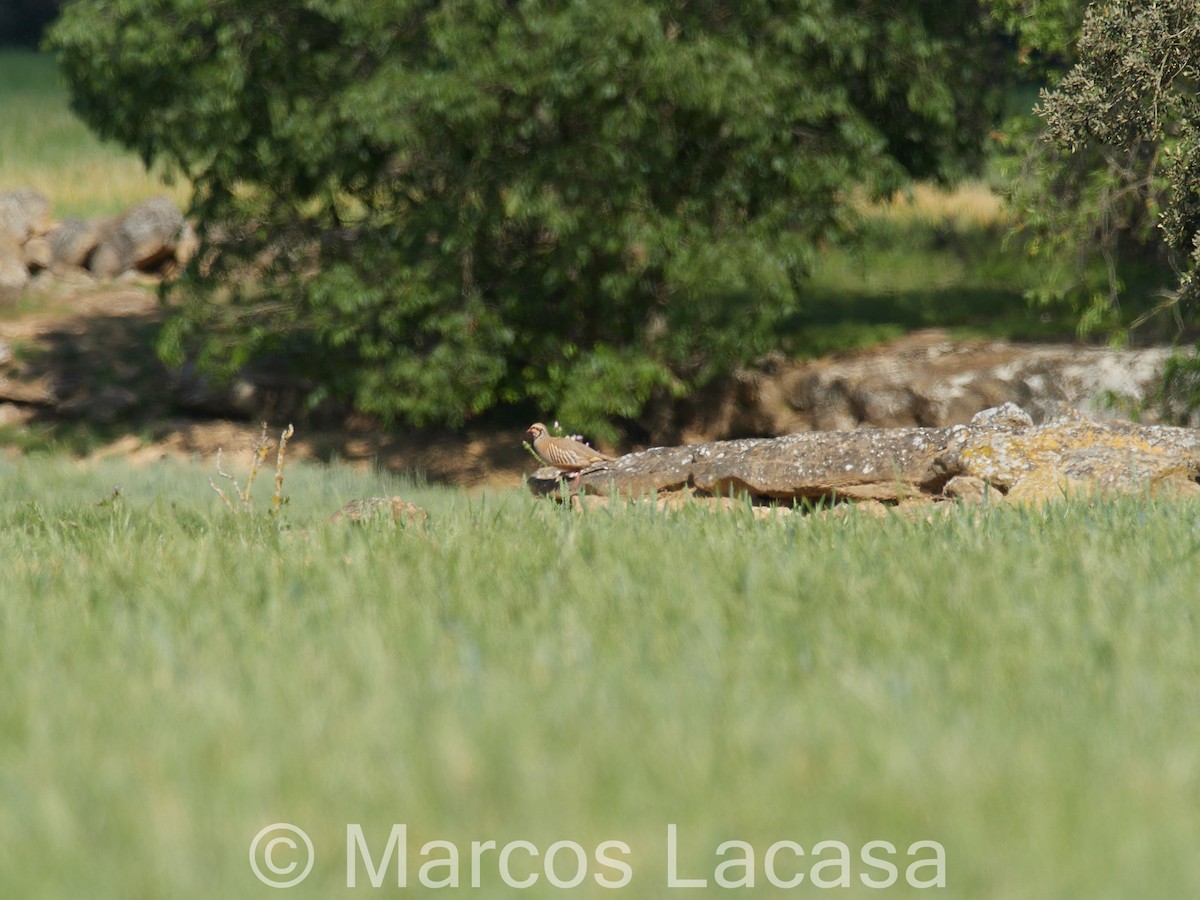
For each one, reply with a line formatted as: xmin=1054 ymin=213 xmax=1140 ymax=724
xmin=90 ymin=197 xmax=189 ymax=277
xmin=650 ymin=330 xmax=1194 ymax=442
xmin=0 ymin=189 xmax=52 ymax=241
xmin=949 ymin=416 xmax=1200 ymax=495
xmin=175 ymin=221 xmax=200 ymax=265
xmin=22 ymin=236 xmax=52 ymax=272
xmin=330 ymin=497 xmax=429 ymax=527
xmin=0 ymin=237 xmax=29 ymax=303
xmin=49 ymin=218 xmax=104 ymax=268
xmin=969 ymin=401 xmax=1033 ymax=429
xmin=532 ymin=405 xmax=1200 ymax=508
xmin=942 ymin=475 xmax=992 ymax=504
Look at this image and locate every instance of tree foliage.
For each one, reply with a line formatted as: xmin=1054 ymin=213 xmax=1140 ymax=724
xmin=1003 ymin=0 xmax=1200 ymax=338
xmin=1041 ymin=0 xmax=1200 ymax=318
xmin=986 ymin=0 xmax=1082 ymax=77
xmin=50 ymin=0 xmax=1010 ymax=432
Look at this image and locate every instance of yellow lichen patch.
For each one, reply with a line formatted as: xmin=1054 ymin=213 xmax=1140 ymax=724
xmin=1005 ymin=468 xmax=1091 ymax=506
xmin=961 ymin=421 xmax=1186 ymax=490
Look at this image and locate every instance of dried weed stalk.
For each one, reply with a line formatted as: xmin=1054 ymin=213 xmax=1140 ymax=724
xmin=210 ymin=423 xmax=294 ymax=515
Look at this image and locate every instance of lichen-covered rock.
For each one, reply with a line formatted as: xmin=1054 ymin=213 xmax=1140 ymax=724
xmin=568 ymin=426 xmax=958 ymax=501
xmin=970 ymin=401 xmax=1033 ymax=429
xmin=531 ymin=404 xmax=1200 ymax=509
xmin=942 ymin=475 xmax=992 ymax=503
xmin=955 ymin=418 xmax=1200 ymax=493
xmin=330 ymin=497 xmax=429 ymax=527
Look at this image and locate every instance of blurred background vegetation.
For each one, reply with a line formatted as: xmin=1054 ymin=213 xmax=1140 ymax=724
xmin=2 ymin=0 xmax=1197 ymax=435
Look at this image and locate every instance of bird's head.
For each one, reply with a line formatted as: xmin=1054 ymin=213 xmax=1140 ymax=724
xmin=526 ymin=423 xmax=548 ymax=441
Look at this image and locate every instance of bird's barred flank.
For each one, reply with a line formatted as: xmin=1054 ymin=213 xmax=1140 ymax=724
xmin=526 ymin=422 xmax=614 ymax=472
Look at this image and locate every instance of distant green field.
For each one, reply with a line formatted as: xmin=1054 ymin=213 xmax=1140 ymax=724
xmin=0 ymin=49 xmax=188 ymax=219
xmin=1 ymin=454 xmax=1198 ymax=898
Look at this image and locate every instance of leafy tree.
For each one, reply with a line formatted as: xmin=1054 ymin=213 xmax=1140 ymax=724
xmin=997 ymin=0 xmax=1200 ymax=339
xmin=986 ymin=0 xmax=1082 ymax=73
xmin=1034 ymin=0 xmax=1200 ymax=421
xmin=1040 ymin=0 xmax=1200 ymax=319
xmin=50 ymin=0 xmax=1011 ymax=433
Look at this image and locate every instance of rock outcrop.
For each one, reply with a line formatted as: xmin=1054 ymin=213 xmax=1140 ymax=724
xmin=0 ymin=190 xmax=195 ymax=302
xmin=0 ymin=189 xmax=54 ymax=302
xmin=49 ymin=218 xmax=104 ymax=268
xmin=650 ymin=330 xmax=1196 ymax=441
xmin=0 ymin=189 xmax=52 ymax=240
xmin=530 ymin=403 xmax=1200 ymax=509
xmin=89 ymin=197 xmax=197 ymax=278
xmin=0 ymin=238 xmax=29 ymax=303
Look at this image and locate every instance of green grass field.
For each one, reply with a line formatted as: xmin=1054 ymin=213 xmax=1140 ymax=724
xmin=1 ymin=455 xmax=1198 ymax=898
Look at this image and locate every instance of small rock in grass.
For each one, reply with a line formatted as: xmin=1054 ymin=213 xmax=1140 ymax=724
xmin=943 ymin=475 xmax=993 ymax=503
xmin=970 ymin=402 xmax=1034 ymax=430
xmin=330 ymin=497 xmax=429 ymax=527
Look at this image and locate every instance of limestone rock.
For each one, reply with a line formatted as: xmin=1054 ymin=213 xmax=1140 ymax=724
xmin=1004 ymin=468 xmax=1090 ymax=506
xmin=955 ymin=417 xmax=1200 ymax=493
xmin=90 ymin=197 xmax=189 ymax=277
xmin=37 ymin=264 xmax=96 ymax=287
xmin=22 ymin=236 xmax=52 ymax=272
xmin=528 ymin=466 xmax=579 ymax=497
xmin=49 ymin=218 xmax=104 ymax=268
xmin=0 ymin=189 xmax=52 ymax=241
xmin=330 ymin=497 xmax=429 ymax=527
xmin=970 ymin=402 xmax=1033 ymax=429
xmin=570 ymin=427 xmax=958 ymax=502
xmin=0 ymin=237 xmax=29 ymax=303
xmin=532 ymin=404 xmax=1200 ymax=509
xmin=648 ymin=330 xmax=1193 ymax=441
xmin=942 ymin=475 xmax=992 ymax=503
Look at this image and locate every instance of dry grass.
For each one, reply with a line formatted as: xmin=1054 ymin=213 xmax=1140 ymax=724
xmin=865 ymin=180 xmax=1009 ymax=230
xmin=0 ymin=49 xmax=190 ymax=219
xmin=0 ymin=158 xmax=191 ymax=222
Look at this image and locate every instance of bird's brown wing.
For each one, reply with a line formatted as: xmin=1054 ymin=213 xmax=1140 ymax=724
xmin=537 ymin=436 xmax=612 ymax=468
